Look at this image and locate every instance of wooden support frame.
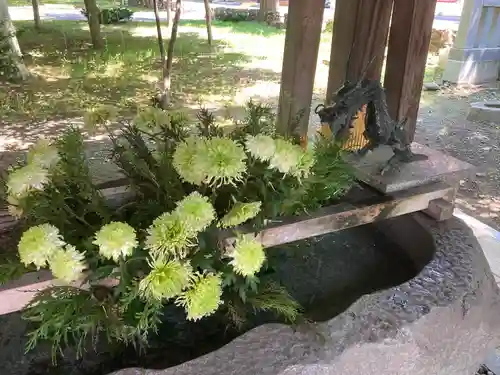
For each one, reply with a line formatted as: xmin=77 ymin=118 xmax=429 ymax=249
xmin=0 ymin=181 xmax=455 ymax=315
xmin=276 ymin=0 xmax=325 ymax=137
xmin=384 ymin=0 xmax=438 ymax=143
xmin=326 ymin=0 xmax=393 ymax=102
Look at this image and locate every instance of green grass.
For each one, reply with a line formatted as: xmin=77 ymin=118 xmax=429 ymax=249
xmin=1 ymin=20 xmax=283 ymax=124
xmin=180 ymin=19 xmax=285 ymax=37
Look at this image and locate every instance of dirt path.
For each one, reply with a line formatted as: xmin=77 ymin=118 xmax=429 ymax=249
xmin=416 ymin=86 xmax=500 ymax=230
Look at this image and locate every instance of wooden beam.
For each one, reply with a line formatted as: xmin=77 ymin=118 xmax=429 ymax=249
xmin=384 ymin=0 xmax=437 ymax=143
xmin=277 ymin=0 xmax=325 ymax=137
xmin=326 ymin=0 xmax=393 ymax=102
xmin=221 ymin=181 xmax=453 ymax=249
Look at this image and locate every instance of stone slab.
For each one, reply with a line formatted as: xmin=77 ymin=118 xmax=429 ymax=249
xmin=345 ymin=142 xmax=475 ymax=194
xmin=468 ymin=101 xmax=500 ymax=123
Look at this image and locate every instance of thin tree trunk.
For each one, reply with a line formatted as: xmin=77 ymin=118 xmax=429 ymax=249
xmin=166 ymin=0 xmax=171 ymax=26
xmin=153 ymin=0 xmax=166 ymax=63
xmin=31 ymin=0 xmax=41 ymax=30
xmin=159 ymin=0 xmax=181 ymax=109
xmin=0 ymin=0 xmax=30 ymax=80
xmin=258 ymin=0 xmax=268 ymax=21
xmin=203 ymin=0 xmax=212 ymax=46
xmin=83 ymin=0 xmax=104 ymax=49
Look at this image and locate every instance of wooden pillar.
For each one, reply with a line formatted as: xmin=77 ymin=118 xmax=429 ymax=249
xmin=276 ymin=0 xmax=325 ymax=138
xmin=384 ymin=0 xmax=437 ymax=143
xmin=326 ymin=0 xmax=393 ymax=102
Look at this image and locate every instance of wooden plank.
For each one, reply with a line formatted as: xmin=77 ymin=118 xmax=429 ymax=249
xmin=221 ymin=181 xmax=454 ymax=249
xmin=384 ymin=0 xmax=437 ymax=143
xmin=0 ymin=181 xmax=453 ymax=316
xmin=277 ymin=0 xmax=325 ymax=137
xmin=326 ymin=0 xmax=393 ymax=102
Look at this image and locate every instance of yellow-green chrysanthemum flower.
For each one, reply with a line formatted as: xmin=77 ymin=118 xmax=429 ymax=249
xmin=172 ymin=136 xmax=208 ymax=186
xmin=7 ymin=195 xmax=23 ymax=219
xmin=134 ymin=107 xmax=170 ymax=130
xmin=145 ymin=212 xmax=195 ymax=259
xmin=245 ymin=134 xmax=276 ymax=162
xmin=93 ymin=222 xmax=138 ymax=262
xmin=139 ymin=259 xmax=193 ymax=301
xmin=269 ymin=139 xmax=303 ymax=174
xmin=291 ymin=148 xmax=316 ymax=180
xmin=83 ymin=105 xmax=117 ymax=132
xmin=229 ymin=234 xmax=266 ymax=277
xmin=175 ymin=192 xmax=216 ymax=234
xmin=49 ymin=245 xmax=87 ymax=284
xmin=6 ymin=164 xmax=49 ymax=198
xmin=175 ymin=272 xmax=223 ymax=321
xmin=201 ymin=137 xmax=247 ymax=186
xmin=27 ymin=139 xmax=60 ymax=170
xmin=219 ymin=201 xmax=262 ymax=229
xmin=18 ymin=224 xmax=65 ymax=269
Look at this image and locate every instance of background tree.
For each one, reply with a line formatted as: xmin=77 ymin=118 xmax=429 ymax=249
xmin=153 ymin=0 xmax=182 ymax=108
xmin=83 ymin=0 xmax=103 ymax=49
xmin=203 ymin=0 xmax=212 ymax=45
xmin=0 ymin=0 xmax=30 ymax=81
xmin=259 ymin=0 xmax=279 ymax=22
xmin=166 ymin=0 xmax=171 ymax=26
xmin=31 ymin=0 xmax=41 ymax=30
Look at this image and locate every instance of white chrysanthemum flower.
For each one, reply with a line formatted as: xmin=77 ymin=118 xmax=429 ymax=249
xmin=175 ymin=272 xmax=223 ymax=321
xmin=175 ymin=192 xmax=216 ymax=234
xmin=269 ymin=139 xmax=303 ymax=174
xmin=145 ymin=212 xmax=195 ymax=259
xmin=27 ymin=139 xmax=60 ymax=170
xmin=139 ymin=259 xmax=193 ymax=301
xmin=133 ymin=107 xmax=170 ymax=130
xmin=291 ymin=148 xmax=316 ymax=180
xmin=6 ymin=164 xmax=49 ymax=197
xmin=245 ymin=134 xmax=276 ymax=162
xmin=18 ymin=224 xmax=65 ymax=269
xmin=200 ymin=137 xmax=247 ymax=186
xmin=172 ymin=136 xmax=208 ymax=185
xmin=93 ymin=222 xmax=138 ymax=262
xmin=229 ymin=234 xmax=266 ymax=277
xmin=219 ymin=201 xmax=261 ymax=228
xmin=49 ymin=245 xmax=87 ymax=284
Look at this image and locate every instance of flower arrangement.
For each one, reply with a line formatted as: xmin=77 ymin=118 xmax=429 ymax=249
xmin=2 ymin=102 xmax=353 ymax=362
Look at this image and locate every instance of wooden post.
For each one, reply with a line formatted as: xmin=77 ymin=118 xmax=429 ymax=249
xmin=326 ymin=0 xmax=393 ymax=102
xmin=276 ymin=0 xmax=325 ymax=138
xmin=384 ymin=0 xmax=437 ymax=143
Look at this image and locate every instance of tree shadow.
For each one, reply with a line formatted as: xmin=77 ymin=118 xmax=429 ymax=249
xmin=1 ymin=21 xmax=282 ymax=144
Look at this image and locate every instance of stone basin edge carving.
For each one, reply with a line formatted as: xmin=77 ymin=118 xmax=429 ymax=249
xmin=111 ymin=213 xmax=500 ymax=375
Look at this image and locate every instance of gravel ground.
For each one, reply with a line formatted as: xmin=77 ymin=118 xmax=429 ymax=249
xmin=415 ymin=85 xmax=500 ymax=230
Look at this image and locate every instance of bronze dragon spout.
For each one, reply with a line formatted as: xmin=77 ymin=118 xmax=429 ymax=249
xmin=315 ymin=78 xmax=427 ymax=175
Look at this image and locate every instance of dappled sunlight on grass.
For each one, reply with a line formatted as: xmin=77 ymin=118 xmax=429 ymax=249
xmin=1 ymin=20 xmax=283 ymax=132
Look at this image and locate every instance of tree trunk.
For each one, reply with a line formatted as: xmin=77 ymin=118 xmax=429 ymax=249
xmin=203 ymin=0 xmax=212 ymax=45
xmin=159 ymin=0 xmax=181 ymax=109
xmin=270 ymin=0 xmax=279 ymax=12
xmin=83 ymin=0 xmax=104 ymax=49
xmin=166 ymin=0 xmax=171 ymax=25
xmin=153 ymin=0 xmax=166 ymax=63
xmin=31 ymin=0 xmax=41 ymax=30
xmin=0 ymin=0 xmax=30 ymax=81
xmin=259 ymin=0 xmax=278 ymax=22
xmin=258 ymin=0 xmax=268 ymax=21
